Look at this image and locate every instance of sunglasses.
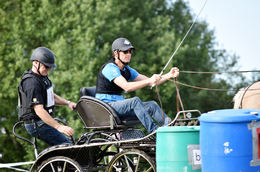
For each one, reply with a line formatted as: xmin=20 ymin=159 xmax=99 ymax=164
xmin=121 ymin=49 xmax=133 ymax=54
xmin=43 ymin=64 xmax=51 ymax=69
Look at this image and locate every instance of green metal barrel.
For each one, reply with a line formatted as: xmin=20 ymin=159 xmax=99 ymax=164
xmin=156 ymin=126 xmax=201 ymax=172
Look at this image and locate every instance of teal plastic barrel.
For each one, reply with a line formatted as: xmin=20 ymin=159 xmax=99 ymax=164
xmin=199 ymin=109 xmax=260 ymax=172
xmin=156 ymin=126 xmax=201 ymax=172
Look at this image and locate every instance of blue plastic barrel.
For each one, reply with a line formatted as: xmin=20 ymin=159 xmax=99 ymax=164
xmin=199 ymin=109 xmax=260 ymax=172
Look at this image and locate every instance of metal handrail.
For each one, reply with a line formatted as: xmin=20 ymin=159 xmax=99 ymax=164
xmin=12 ymin=121 xmax=39 ymax=158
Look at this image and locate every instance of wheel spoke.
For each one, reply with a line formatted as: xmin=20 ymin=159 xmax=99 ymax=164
xmin=50 ymin=162 xmax=55 ymax=172
xmin=62 ymin=161 xmax=67 ymax=172
xmin=146 ymin=166 xmax=153 ymax=172
xmin=134 ymin=155 xmax=141 ymax=172
xmin=124 ymin=155 xmax=133 ymax=172
xmin=112 ymin=163 xmax=120 ymax=171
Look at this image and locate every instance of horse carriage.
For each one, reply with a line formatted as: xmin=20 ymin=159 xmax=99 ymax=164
xmin=9 ymin=87 xmax=201 ymax=172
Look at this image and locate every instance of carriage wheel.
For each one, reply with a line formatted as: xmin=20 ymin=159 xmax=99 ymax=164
xmin=37 ymin=156 xmax=83 ymax=172
xmin=106 ymin=149 xmax=155 ymax=172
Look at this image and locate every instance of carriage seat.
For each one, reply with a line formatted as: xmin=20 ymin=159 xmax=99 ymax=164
xmin=80 ymin=86 xmax=96 ymax=97
xmin=77 ymin=87 xmax=141 ymax=130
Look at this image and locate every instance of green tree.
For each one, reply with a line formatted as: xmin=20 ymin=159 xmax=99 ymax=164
xmin=0 ymin=0 xmax=247 ymax=164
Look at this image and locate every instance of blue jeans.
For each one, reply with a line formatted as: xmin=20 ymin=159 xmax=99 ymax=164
xmin=108 ymin=97 xmax=169 ymax=133
xmin=25 ymin=120 xmax=71 ymax=146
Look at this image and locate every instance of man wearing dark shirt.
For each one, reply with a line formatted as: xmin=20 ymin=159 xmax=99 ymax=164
xmin=18 ymin=47 xmax=76 ymax=145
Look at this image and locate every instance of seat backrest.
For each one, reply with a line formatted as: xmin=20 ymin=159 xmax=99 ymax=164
xmin=77 ymin=87 xmax=141 ymax=130
xmin=80 ymin=86 xmax=96 ymax=97
xmin=76 ymin=96 xmax=122 ymax=129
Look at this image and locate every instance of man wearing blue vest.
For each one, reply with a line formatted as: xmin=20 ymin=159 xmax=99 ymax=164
xmin=95 ymin=38 xmax=179 ymax=133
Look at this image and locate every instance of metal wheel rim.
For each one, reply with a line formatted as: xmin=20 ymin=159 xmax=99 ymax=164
xmin=38 ymin=156 xmax=82 ymax=172
xmin=107 ymin=149 xmax=155 ymax=172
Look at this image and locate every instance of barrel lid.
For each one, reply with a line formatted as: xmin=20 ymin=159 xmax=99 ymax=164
xmin=157 ymin=126 xmax=200 ymax=133
xmin=199 ymin=109 xmax=260 ymax=123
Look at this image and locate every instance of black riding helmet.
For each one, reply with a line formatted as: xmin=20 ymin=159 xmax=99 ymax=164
xmin=112 ymin=38 xmax=135 ymax=52
xmin=30 ymin=47 xmax=56 ymax=68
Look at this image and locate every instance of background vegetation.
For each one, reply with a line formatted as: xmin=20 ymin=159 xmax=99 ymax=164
xmin=0 ymin=0 xmax=255 ymax=164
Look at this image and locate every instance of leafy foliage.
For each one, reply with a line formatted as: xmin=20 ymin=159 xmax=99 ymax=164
xmin=0 ymin=0 xmax=248 ymax=164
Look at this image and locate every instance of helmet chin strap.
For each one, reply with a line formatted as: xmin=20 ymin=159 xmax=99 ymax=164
xmin=117 ymin=52 xmax=129 ymax=66
xmin=37 ymin=62 xmax=44 ymax=76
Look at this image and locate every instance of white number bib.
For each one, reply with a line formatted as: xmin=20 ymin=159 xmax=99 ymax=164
xmin=46 ymin=86 xmax=54 ymax=107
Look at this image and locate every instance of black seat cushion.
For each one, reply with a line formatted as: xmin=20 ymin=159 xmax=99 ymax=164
xmin=80 ymin=87 xmax=96 ymax=97
xmin=119 ymin=116 xmax=141 ymax=126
